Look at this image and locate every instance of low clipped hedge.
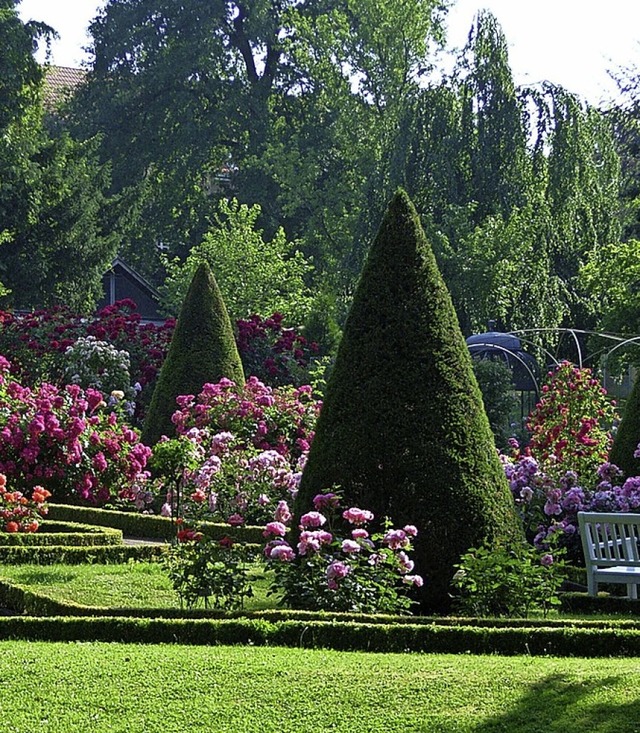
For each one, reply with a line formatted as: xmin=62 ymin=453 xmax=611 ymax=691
xmin=0 ymin=544 xmax=167 ymax=566
xmin=560 ymin=591 xmax=640 ymax=615
xmin=47 ymin=504 xmax=266 ymax=544
xmin=1 ymin=614 xmax=640 ymax=656
xmin=0 ymin=522 xmax=123 ymax=547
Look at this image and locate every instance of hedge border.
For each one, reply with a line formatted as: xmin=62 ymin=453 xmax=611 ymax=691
xmin=1 ymin=576 xmax=639 ymax=629
xmin=0 ymin=544 xmax=167 ymax=565
xmin=0 ymin=522 xmax=123 ymax=547
xmin=0 ymin=615 xmax=639 ymax=656
xmin=47 ymin=504 xmax=266 ymax=544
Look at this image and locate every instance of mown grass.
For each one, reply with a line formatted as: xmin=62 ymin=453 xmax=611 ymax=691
xmin=0 ymin=561 xmax=274 ymax=611
xmin=2 ymin=562 xmax=639 ymax=623
xmin=0 ymin=642 xmax=639 ymax=732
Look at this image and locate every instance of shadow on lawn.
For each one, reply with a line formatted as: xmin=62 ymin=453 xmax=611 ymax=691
xmin=471 ymin=673 xmax=640 ymax=733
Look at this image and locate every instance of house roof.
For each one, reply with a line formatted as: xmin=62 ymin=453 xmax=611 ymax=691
xmin=43 ymin=65 xmax=86 ymax=108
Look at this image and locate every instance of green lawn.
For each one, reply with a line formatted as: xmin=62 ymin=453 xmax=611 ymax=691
xmin=0 ymin=561 xmax=274 ymax=611
xmin=0 ymin=642 xmax=638 ymax=732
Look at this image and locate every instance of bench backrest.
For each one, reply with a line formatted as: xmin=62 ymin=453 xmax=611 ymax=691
xmin=578 ymin=511 xmax=640 ymax=567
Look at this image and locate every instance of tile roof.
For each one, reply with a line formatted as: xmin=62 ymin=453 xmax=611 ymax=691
xmin=43 ymin=65 xmax=86 ymax=108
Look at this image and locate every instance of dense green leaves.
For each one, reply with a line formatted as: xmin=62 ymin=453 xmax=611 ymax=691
xmin=0 ymin=2 xmax=117 ymax=311
xmin=390 ymin=11 xmax=620 ymax=340
xmin=160 ymin=199 xmax=313 ymax=322
xmin=297 ymin=190 xmax=522 ymax=611
xmin=142 ymin=261 xmax=245 ymax=445
xmin=69 ymin=0 xmax=448 ymax=290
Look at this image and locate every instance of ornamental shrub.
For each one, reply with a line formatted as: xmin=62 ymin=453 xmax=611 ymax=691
xmin=296 ymin=190 xmax=522 ymax=611
xmin=451 ymin=539 xmax=565 ymax=618
xmin=142 ymin=262 xmax=245 ymax=445
xmin=527 ymin=361 xmax=616 ymax=481
xmin=609 ymin=369 xmax=640 ymax=478
xmin=165 ymin=524 xmax=254 ymax=610
xmin=149 ymin=377 xmax=320 ymax=525
xmin=0 ymin=357 xmax=150 ymax=505
xmin=264 ymin=490 xmax=423 ymax=614
xmin=0 ymin=475 xmax=51 ymax=533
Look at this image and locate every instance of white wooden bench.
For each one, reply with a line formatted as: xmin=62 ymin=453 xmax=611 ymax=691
xmin=577 ymin=511 xmax=640 ymax=599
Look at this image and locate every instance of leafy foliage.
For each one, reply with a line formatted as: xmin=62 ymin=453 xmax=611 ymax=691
xmin=69 ymin=0 xmax=448 ymax=294
xmin=472 ymin=358 xmax=518 ymax=450
xmin=297 ymin=190 xmax=522 ymax=611
xmin=160 ymin=199 xmax=313 ymax=323
xmin=142 ymin=262 xmax=245 ymax=445
xmin=0 ymin=4 xmax=117 ymax=311
xmin=452 ymin=540 xmax=565 ymax=618
xmin=609 ymin=369 xmax=640 ymax=478
xmin=389 ymin=11 xmax=620 ymax=340
xmin=165 ymin=531 xmax=254 ymax=611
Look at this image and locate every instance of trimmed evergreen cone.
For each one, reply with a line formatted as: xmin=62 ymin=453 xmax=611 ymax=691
xmin=296 ymin=190 xmax=521 ymax=611
xmin=142 ymin=261 xmax=245 ymax=445
xmin=609 ymin=371 xmax=640 ymax=478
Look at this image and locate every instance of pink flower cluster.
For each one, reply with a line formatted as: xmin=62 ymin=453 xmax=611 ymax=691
xmin=263 ymin=491 xmax=423 ymax=612
xmin=0 ymin=357 xmax=150 ymax=505
xmin=172 ymin=376 xmax=319 ymax=460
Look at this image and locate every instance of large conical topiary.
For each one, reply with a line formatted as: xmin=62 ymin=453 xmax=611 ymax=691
xmin=296 ymin=190 xmax=521 ymax=610
xmin=609 ymin=371 xmax=640 ymax=478
xmin=142 ymin=261 xmax=245 ymax=445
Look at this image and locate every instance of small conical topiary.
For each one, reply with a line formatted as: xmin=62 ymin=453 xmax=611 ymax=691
xmin=296 ymin=189 xmax=521 ymax=611
xmin=609 ymin=371 xmax=640 ymax=478
xmin=141 ymin=261 xmax=245 ymax=445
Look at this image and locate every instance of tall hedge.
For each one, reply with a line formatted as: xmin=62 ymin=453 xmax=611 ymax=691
xmin=609 ymin=371 xmax=640 ymax=478
xmin=142 ymin=261 xmax=245 ymax=445
xmin=296 ymin=190 xmax=521 ymax=611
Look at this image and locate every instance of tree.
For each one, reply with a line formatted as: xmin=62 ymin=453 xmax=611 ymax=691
xmin=388 ymin=11 xmax=620 ymax=341
xmin=142 ymin=261 xmax=245 ymax=446
xmin=159 ymin=198 xmax=312 ymax=323
xmin=0 ymin=2 xmax=117 ymax=311
xmin=69 ymin=0 xmax=448 ymax=291
xmin=609 ymin=370 xmax=640 ymax=479
xmin=296 ymin=190 xmax=522 ymax=611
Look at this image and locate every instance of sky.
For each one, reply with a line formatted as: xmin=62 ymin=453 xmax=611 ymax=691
xmin=16 ymin=0 xmax=640 ymax=107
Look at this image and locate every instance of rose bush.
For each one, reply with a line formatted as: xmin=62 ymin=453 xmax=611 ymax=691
xmin=165 ymin=520 xmax=254 ymax=610
xmin=150 ymin=377 xmax=320 ymax=525
xmin=263 ymin=490 xmax=423 ymax=614
xmin=0 ymin=474 xmax=51 ymax=533
xmin=0 ymin=356 xmax=150 ymax=505
xmin=527 ymin=361 xmax=617 ymax=481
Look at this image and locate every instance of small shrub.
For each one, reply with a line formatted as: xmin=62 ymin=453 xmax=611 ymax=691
xmin=0 ymin=475 xmax=51 ymax=533
xmin=165 ymin=528 xmax=254 ymax=610
xmin=451 ymin=540 xmax=565 ymax=618
xmin=264 ymin=490 xmax=423 ymax=614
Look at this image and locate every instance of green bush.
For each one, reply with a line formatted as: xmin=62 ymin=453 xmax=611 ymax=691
xmin=0 ymin=544 xmax=166 ymax=565
xmin=142 ymin=260 xmax=245 ymax=445
xmin=1 ymin=615 xmax=640 ymax=656
xmin=451 ymin=541 xmax=565 ymax=618
xmin=609 ymin=369 xmax=640 ymax=477
xmin=46 ymin=504 xmax=267 ymax=544
xmin=297 ymin=190 xmax=522 ymax=611
xmin=472 ymin=358 xmax=518 ymax=449
xmin=0 ymin=521 xmax=122 ymax=547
